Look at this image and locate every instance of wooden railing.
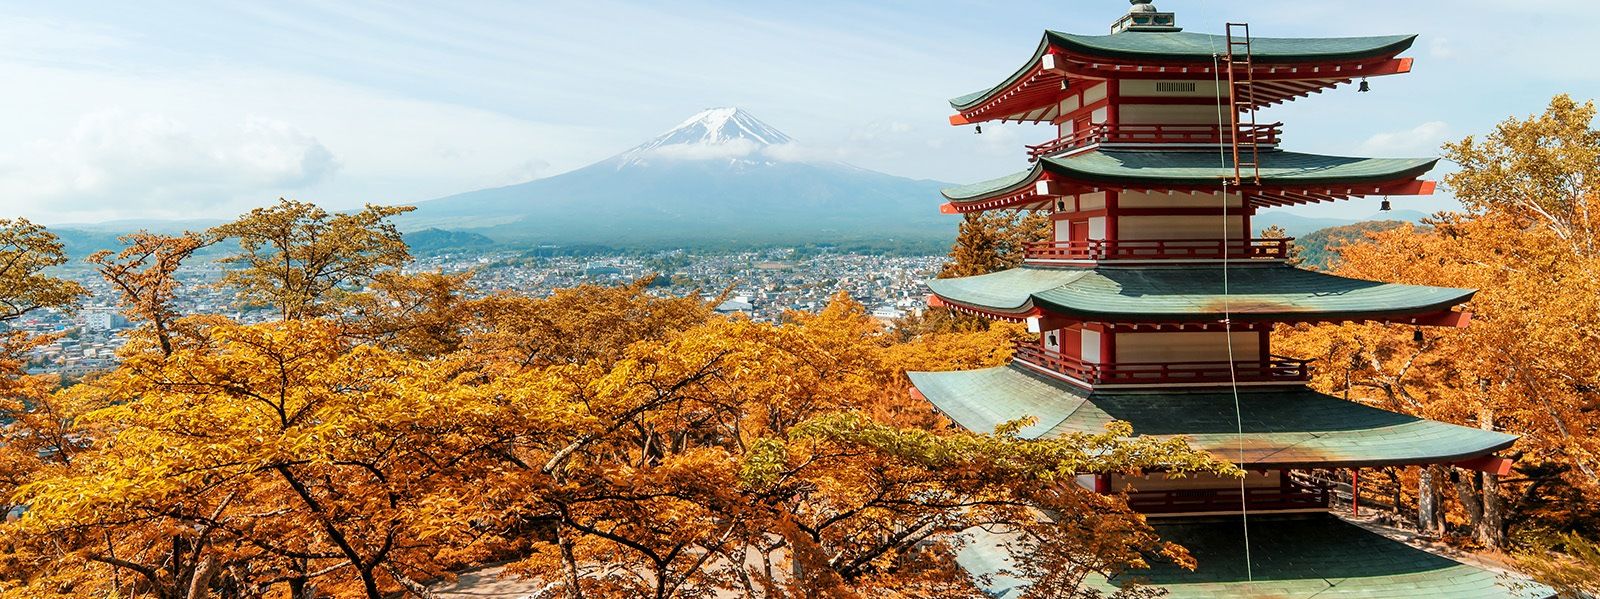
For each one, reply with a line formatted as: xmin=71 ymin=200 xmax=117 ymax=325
xmin=1027 ymin=123 xmax=1283 ymax=161
xmin=1126 ymin=485 xmax=1330 ymax=515
xmin=1024 ymin=238 xmax=1293 ymax=262
xmin=1012 ymin=342 xmax=1313 ymax=386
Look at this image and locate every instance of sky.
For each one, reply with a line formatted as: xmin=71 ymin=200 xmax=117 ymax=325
xmin=2 ymin=0 xmax=1597 ymax=225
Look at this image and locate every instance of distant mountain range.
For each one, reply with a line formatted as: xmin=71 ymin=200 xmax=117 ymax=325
xmin=394 ymin=108 xmax=953 ymax=251
xmin=40 ymin=108 xmax=1441 ymax=258
xmin=1253 ymin=208 xmax=1429 ymax=238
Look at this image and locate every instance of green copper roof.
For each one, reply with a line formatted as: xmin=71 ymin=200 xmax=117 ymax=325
xmin=927 ymin=264 xmax=1475 ymax=322
xmin=957 ymin=514 xmax=1551 ymax=598
xmin=942 ymin=150 xmax=1439 ymax=202
xmin=908 ymin=366 xmax=1518 ymax=468
xmin=1050 ymin=30 xmax=1416 ymax=64
xmin=950 ymin=31 xmax=1416 ymax=110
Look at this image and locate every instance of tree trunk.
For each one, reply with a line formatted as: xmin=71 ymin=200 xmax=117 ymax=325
xmin=1479 ymin=471 xmax=1506 ymax=548
xmin=1476 ymin=401 xmax=1506 ymax=548
xmin=1386 ymin=468 xmax=1404 ymax=522
xmin=288 ymin=578 xmax=314 ymax=599
xmin=187 ymin=557 xmax=221 ymax=599
xmin=1418 ymin=465 xmax=1444 ymax=535
xmin=558 ymin=525 xmax=586 ymax=599
xmin=1453 ymin=467 xmax=1484 ymax=534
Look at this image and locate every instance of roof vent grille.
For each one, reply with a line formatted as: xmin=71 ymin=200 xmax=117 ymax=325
xmin=1155 ymin=81 xmax=1198 ymax=93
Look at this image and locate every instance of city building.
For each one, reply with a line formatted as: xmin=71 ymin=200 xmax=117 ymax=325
xmin=909 ymin=2 xmax=1551 ymax=596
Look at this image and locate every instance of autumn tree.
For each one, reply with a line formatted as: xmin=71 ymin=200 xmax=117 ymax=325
xmin=5 ymin=202 xmax=473 ymax=599
xmin=940 ymin=210 xmax=1049 ymax=278
xmin=0 ymin=219 xmax=86 ymax=321
xmin=5 ymin=200 xmax=1230 ymax=599
xmin=463 ymin=295 xmax=1228 ymax=598
xmin=9 ymin=321 xmax=504 ymax=599
xmin=0 ymin=218 xmax=85 ymax=502
xmin=86 ymin=231 xmax=216 ymax=356
xmin=1447 ymin=94 xmax=1600 ymax=255
xmin=343 ymin=269 xmax=477 ymax=356
xmin=1276 ymin=95 xmax=1600 ymax=569
xmin=210 ymin=199 xmax=414 ymax=320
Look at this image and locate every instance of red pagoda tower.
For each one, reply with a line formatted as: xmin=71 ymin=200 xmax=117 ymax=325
xmin=911 ymin=2 xmax=1552 ymax=597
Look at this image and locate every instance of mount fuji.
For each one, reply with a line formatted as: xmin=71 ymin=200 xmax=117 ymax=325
xmin=400 ymin=108 xmax=952 ymax=249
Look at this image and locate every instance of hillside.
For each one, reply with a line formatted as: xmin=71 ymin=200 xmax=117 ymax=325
xmin=399 ymin=108 xmax=953 ymax=250
xmin=1295 ymin=220 xmax=1413 ymax=269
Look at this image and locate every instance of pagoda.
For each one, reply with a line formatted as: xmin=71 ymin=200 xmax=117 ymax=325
xmin=910 ymin=2 xmax=1552 ymax=597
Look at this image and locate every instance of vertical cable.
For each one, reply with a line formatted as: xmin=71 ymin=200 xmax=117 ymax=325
xmin=1213 ymin=49 xmax=1253 ymax=583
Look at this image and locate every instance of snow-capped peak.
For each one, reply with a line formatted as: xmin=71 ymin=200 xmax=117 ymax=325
xmin=662 ymin=107 xmax=793 ymax=146
xmin=613 ymin=107 xmax=795 ymax=168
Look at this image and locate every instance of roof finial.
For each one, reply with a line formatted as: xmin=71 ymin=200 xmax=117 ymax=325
xmin=1113 ymin=0 xmax=1180 ymax=34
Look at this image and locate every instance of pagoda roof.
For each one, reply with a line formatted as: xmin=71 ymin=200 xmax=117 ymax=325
xmin=926 ymin=265 xmax=1473 ymax=324
xmin=957 ymin=513 xmax=1551 ymax=598
xmin=942 ymin=150 xmax=1438 ymax=211
xmin=909 ymin=365 xmax=1517 ymax=469
xmin=951 ymin=30 xmax=1416 ymax=117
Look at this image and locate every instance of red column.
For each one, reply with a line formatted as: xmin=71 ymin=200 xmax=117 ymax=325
xmin=1105 ymin=190 xmax=1120 ymax=243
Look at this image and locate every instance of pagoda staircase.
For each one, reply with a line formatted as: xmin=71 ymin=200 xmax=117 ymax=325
xmin=1225 ymin=22 xmax=1261 ymax=185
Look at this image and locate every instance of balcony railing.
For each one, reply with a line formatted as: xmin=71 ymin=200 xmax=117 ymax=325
xmin=1027 ymin=123 xmax=1283 ymax=161
xmin=1024 ymin=238 xmax=1294 ymax=263
xmin=1126 ymin=485 xmax=1330 ymax=515
xmin=1012 ymin=342 xmax=1313 ymax=387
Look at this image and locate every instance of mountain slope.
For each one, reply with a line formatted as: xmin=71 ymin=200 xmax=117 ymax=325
xmin=401 ymin=108 xmax=952 ymax=248
xmin=1254 ymin=208 xmax=1428 ymax=237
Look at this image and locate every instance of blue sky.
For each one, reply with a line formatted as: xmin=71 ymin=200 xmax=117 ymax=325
xmin=1 ymin=0 xmax=1596 ymax=224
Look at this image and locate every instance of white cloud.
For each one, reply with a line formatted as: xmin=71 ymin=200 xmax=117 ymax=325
xmin=0 ymin=111 xmax=338 ymax=219
xmin=493 ymin=158 xmax=554 ymax=186
xmin=1357 ymin=121 xmax=1452 ymax=157
xmin=0 ymin=58 xmax=618 ymax=223
xmin=761 ymin=142 xmax=847 ymax=164
xmin=645 ymin=139 xmax=763 ymax=161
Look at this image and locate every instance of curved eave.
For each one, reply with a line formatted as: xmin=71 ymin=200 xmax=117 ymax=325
xmin=1041 ymin=151 xmax=1440 ymax=189
xmin=950 ymin=34 xmax=1053 ymax=111
xmin=939 ymin=164 xmax=1063 ymax=213
xmin=926 ymin=266 xmax=1091 ymax=314
xmin=958 ymin=514 xmax=1552 ymax=599
xmin=939 ymin=151 xmax=1440 ymax=213
xmin=928 ymin=265 xmax=1476 ymax=324
xmin=1046 ymin=31 xmax=1417 ymax=64
xmin=949 ymin=31 xmax=1417 ymax=120
xmin=910 ymin=365 xmax=1519 ymax=469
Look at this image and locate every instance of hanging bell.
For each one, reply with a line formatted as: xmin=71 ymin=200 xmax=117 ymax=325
xmin=975 ymin=125 xmax=983 ymax=135
xmin=1380 ymin=198 xmax=1392 ymax=211
xmin=1413 ymin=327 xmax=1425 ymax=344
xmin=1358 ymin=78 xmax=1371 ymax=93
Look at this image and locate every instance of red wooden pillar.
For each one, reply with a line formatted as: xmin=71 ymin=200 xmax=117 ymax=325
xmin=1105 ymin=190 xmax=1120 ymax=242
xmin=1103 ymin=324 xmax=1117 ymax=365
xmin=1095 ymin=473 xmax=1112 ymax=494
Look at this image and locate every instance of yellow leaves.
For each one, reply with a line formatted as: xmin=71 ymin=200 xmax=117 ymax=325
xmin=940 ymin=210 xmax=1050 ymax=278
xmin=0 ymin=218 xmax=86 ymax=321
xmin=210 ymin=199 xmax=415 ymax=320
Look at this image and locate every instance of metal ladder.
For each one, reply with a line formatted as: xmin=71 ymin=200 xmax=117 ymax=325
xmin=1225 ymin=22 xmax=1260 ymax=185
